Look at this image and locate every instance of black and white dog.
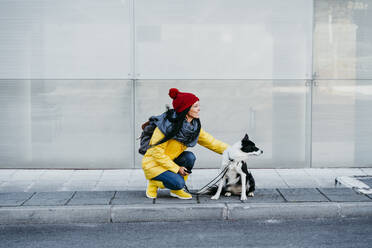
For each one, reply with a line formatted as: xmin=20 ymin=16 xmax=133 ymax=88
xmin=210 ymin=134 xmax=263 ymax=201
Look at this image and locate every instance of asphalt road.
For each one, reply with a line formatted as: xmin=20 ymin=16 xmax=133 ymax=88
xmin=1 ymin=217 xmax=372 ymax=248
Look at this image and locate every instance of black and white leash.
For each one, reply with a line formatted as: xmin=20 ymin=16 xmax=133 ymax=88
xmin=151 ymin=151 xmax=234 ymax=204
xmin=183 ymin=165 xmax=229 ymax=203
xmin=183 ymin=151 xmax=234 ymax=203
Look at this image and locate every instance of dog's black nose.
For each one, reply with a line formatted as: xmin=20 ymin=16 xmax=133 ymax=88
xmin=260 ymin=150 xmax=263 ymax=154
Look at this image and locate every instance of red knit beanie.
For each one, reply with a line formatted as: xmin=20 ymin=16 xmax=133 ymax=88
xmin=168 ymin=88 xmax=199 ymax=113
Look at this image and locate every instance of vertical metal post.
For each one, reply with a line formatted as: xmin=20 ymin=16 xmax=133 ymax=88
xmin=309 ymin=0 xmax=316 ymax=168
xmin=130 ymin=0 xmax=136 ymax=168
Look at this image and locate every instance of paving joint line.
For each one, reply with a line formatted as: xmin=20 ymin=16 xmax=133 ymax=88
xmin=20 ymin=192 xmax=37 ymax=206
xmin=109 ymin=191 xmax=118 ymax=205
xmin=274 ymin=169 xmax=290 ymax=188
xmin=303 ymin=169 xmax=324 ymax=188
xmin=315 ymin=188 xmax=332 ymax=202
xmin=25 ymin=181 xmax=36 ymax=192
xmin=64 ymin=191 xmax=77 ymax=205
xmin=275 ymin=188 xmax=288 ymax=202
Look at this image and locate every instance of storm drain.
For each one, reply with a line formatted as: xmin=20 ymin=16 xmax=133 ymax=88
xmin=335 ymin=175 xmax=372 ymax=195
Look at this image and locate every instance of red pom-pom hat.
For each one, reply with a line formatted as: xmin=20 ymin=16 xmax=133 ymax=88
xmin=168 ymin=88 xmax=199 ymax=113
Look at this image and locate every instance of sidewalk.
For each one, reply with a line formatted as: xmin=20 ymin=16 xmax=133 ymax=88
xmin=0 ymin=168 xmax=372 ymax=224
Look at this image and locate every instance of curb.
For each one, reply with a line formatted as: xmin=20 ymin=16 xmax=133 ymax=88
xmin=1 ymin=202 xmax=372 ymax=225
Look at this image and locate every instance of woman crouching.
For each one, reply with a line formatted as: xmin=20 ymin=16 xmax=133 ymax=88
xmin=142 ymin=88 xmax=229 ymax=199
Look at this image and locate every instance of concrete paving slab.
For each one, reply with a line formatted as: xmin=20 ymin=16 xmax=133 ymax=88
xmin=0 ymin=181 xmax=35 ymax=192
xmin=68 ymin=191 xmax=116 ymax=205
xmin=278 ymin=188 xmax=329 ymax=202
xmin=154 ymin=190 xmax=196 ymax=204
xmin=38 ymin=170 xmax=74 ymax=180
xmin=94 ymin=185 xmax=129 ymax=191
xmin=126 ymin=170 xmax=147 ymax=190
xmin=9 ymin=170 xmax=46 ymax=181
xmin=244 ymin=189 xmax=286 ymax=203
xmin=331 ymin=168 xmax=366 ymax=176
xmin=112 ymin=191 xmax=154 ymax=205
xmin=69 ymin=170 xmax=104 ymax=181
xmin=100 ymin=170 xmax=132 ymax=181
xmin=0 ymin=192 xmax=35 ymax=207
xmin=276 ymin=169 xmax=319 ymax=188
xmin=95 ymin=180 xmax=128 ymax=187
xmin=63 ymin=179 xmax=99 ymax=186
xmin=190 ymin=189 xmax=286 ymax=204
xmin=303 ymin=168 xmax=340 ymax=187
xmin=23 ymin=192 xmax=75 ymax=206
xmin=61 ymin=180 xmax=98 ymax=191
xmin=60 ymin=185 xmax=99 ymax=191
xmin=0 ymin=170 xmax=17 ymax=180
xmin=251 ymin=169 xmax=289 ymax=188
xmin=126 ymin=177 xmax=147 ymax=186
xmin=197 ymin=194 xmax=242 ymax=204
xmin=27 ymin=181 xmax=66 ymax=192
xmin=361 ymin=168 xmax=372 ymax=175
xmin=318 ymin=188 xmax=372 ymax=202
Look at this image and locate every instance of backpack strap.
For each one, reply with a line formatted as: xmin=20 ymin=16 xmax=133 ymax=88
xmin=141 ymin=121 xmax=150 ymax=130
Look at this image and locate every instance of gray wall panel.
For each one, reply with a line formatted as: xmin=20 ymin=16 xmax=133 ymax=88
xmin=0 ymin=0 xmax=132 ymax=79
xmin=0 ymin=80 xmax=133 ymax=168
xmin=135 ymin=80 xmax=309 ymax=168
xmin=314 ymin=0 xmax=372 ymax=79
xmin=312 ymin=80 xmax=372 ymax=167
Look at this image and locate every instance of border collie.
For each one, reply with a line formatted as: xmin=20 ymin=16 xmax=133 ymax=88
xmin=210 ymin=134 xmax=263 ymax=201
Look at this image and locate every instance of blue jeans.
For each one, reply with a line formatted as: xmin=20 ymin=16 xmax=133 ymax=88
xmin=152 ymin=151 xmax=196 ymax=190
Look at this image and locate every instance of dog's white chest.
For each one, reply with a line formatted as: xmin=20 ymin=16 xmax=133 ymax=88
xmin=226 ymin=163 xmax=241 ymax=184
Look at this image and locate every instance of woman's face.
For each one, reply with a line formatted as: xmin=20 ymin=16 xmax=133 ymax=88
xmin=186 ymin=101 xmax=200 ymax=121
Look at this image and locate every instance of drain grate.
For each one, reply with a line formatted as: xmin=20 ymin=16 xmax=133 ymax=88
xmin=335 ymin=175 xmax=372 ymax=195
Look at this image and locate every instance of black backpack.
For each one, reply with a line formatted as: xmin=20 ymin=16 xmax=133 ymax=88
xmin=138 ymin=120 xmax=157 ymax=155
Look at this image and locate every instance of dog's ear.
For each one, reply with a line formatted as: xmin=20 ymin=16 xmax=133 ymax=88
xmin=243 ymin=134 xmax=249 ymax=141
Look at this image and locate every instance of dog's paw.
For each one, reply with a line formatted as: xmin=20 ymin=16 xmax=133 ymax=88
xmin=224 ymin=192 xmax=232 ymax=197
xmin=240 ymin=195 xmax=247 ymax=201
xmin=211 ymin=195 xmax=220 ymax=200
xmin=248 ymin=192 xmax=254 ymax=197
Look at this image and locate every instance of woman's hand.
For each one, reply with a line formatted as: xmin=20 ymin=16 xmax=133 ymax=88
xmin=178 ymin=167 xmax=189 ymax=176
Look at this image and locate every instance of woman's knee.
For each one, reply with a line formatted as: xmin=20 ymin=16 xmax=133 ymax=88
xmin=157 ymin=173 xmax=185 ymax=190
xmin=184 ymin=151 xmax=196 ymax=164
xmin=176 ymin=151 xmax=196 ymax=170
xmin=175 ymin=180 xmax=185 ymax=190
xmin=167 ymin=176 xmax=185 ymax=190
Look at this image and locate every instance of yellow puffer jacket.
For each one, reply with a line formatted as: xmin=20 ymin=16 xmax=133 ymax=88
xmin=142 ymin=127 xmax=229 ymax=180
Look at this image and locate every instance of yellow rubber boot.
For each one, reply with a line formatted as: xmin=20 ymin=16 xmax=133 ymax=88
xmin=146 ymin=180 xmax=165 ymax=199
xmin=170 ymin=175 xmax=192 ymax=200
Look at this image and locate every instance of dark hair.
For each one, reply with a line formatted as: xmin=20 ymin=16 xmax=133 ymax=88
xmin=152 ymin=105 xmax=201 ymax=147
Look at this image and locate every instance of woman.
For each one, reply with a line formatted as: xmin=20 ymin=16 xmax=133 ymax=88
xmin=142 ymin=88 xmax=229 ymax=199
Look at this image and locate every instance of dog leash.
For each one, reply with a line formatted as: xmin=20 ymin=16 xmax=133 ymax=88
xmin=183 ymin=166 xmax=230 ymax=204
xmin=183 ymin=151 xmax=235 ymax=203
